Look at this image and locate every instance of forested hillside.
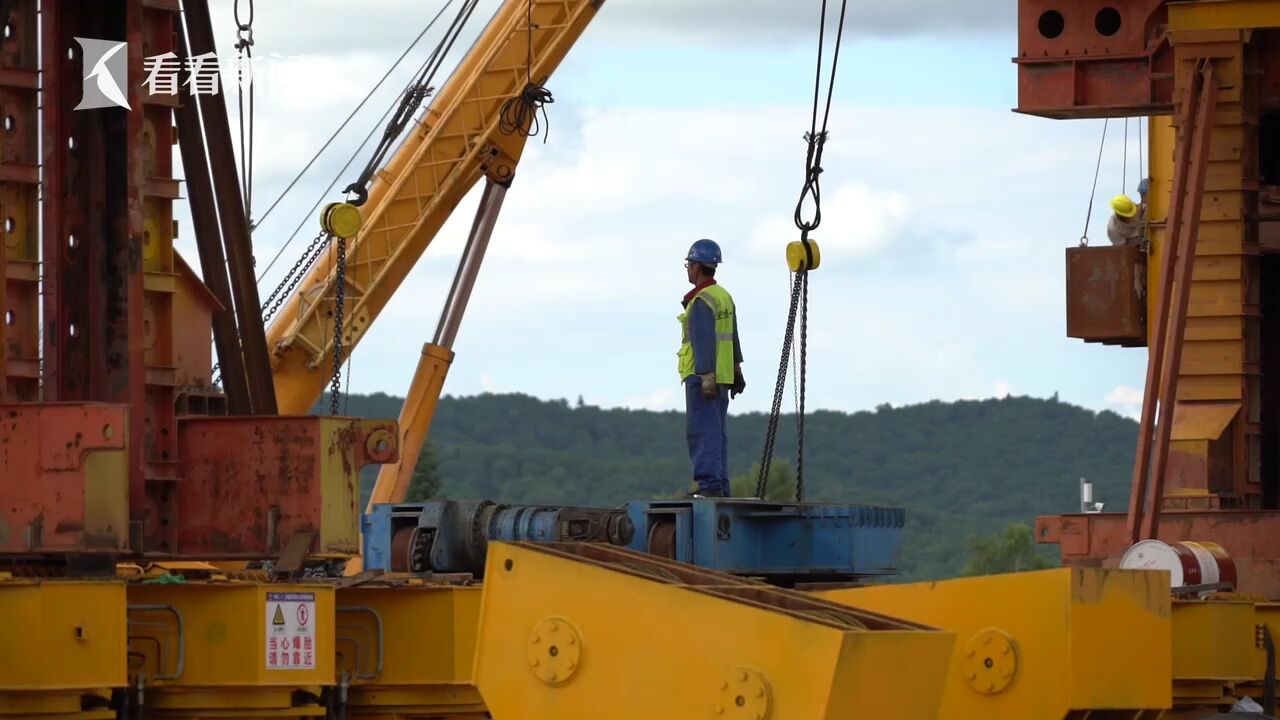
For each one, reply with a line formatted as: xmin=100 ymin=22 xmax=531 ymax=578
xmin=328 ymin=392 xmax=1137 ymax=580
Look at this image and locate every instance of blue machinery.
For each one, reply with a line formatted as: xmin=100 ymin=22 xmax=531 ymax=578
xmin=363 ymin=498 xmax=905 ymax=584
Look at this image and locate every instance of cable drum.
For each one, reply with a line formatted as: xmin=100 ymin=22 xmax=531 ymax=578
xmin=1119 ymin=539 xmax=1238 ymax=594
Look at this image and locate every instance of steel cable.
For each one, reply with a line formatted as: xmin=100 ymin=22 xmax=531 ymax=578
xmin=1080 ymin=118 xmax=1109 ymax=246
xmin=234 ymin=0 xmax=255 ymax=225
xmin=343 ymin=0 xmax=481 ymax=206
xmin=253 ymin=0 xmax=460 ymax=238
xmin=499 ymin=0 xmax=554 ymax=142
xmin=758 ymin=0 xmax=847 ymax=502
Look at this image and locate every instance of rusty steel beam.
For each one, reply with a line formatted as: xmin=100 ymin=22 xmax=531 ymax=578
xmin=122 ymin=0 xmax=150 ymax=527
xmin=40 ymin=1 xmax=84 ymax=401
xmin=1014 ymin=0 xmax=1173 ymax=118
xmin=1142 ymin=60 xmax=1220 ymax=541
xmin=0 ymin=404 xmax=130 ymax=554
xmin=1039 ymin=509 xmax=1280 ymax=597
xmin=182 ymin=0 xmax=277 ymax=414
xmin=1127 ymin=64 xmax=1205 ymax=545
xmin=174 ymin=31 xmax=251 ymax=415
xmin=41 ymin=1 xmax=147 ymax=514
xmin=0 ymin=0 xmax=39 ymax=403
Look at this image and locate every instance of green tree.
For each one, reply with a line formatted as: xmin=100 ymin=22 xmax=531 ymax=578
xmin=962 ymin=523 xmax=1051 ymax=576
xmin=730 ymin=461 xmax=797 ymax=500
xmin=404 ymin=442 xmax=443 ymax=502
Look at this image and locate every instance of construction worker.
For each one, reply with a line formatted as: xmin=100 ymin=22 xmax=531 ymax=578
xmin=679 ymin=239 xmax=745 ymax=498
xmin=1107 ymin=178 xmax=1150 ymax=247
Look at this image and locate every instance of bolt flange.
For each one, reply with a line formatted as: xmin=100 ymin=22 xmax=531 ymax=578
xmin=718 ymin=666 xmax=770 ymax=719
xmin=528 ymin=617 xmax=581 ymax=686
xmin=963 ymin=627 xmax=1018 ymax=695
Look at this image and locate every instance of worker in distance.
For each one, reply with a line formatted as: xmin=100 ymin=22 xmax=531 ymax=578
xmin=678 ymin=239 xmax=746 ymax=498
xmin=1108 ymin=178 xmax=1150 ymax=246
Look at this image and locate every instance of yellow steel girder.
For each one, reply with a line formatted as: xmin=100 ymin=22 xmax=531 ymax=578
xmin=127 ymin=581 xmax=334 ymax=719
xmin=1171 ymin=598 xmax=1280 ymax=708
xmin=0 ymin=579 xmax=125 ymax=718
xmin=818 ymin=568 xmax=1172 ymax=719
xmin=336 ymin=583 xmax=487 ymax=718
xmin=1168 ymin=0 xmax=1280 ymax=31
xmin=474 ymin=542 xmax=955 ymax=720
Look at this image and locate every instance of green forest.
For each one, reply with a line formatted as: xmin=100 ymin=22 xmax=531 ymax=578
xmin=326 ymin=392 xmax=1137 ymax=580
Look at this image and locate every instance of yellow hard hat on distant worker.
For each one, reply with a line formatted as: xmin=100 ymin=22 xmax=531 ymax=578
xmin=1111 ymin=194 xmax=1138 ymax=219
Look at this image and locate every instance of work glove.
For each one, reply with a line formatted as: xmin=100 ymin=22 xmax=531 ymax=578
xmin=699 ymin=372 xmax=718 ymax=400
xmin=730 ymin=365 xmax=746 ymax=399
xmin=1137 ymin=177 xmax=1150 ymax=196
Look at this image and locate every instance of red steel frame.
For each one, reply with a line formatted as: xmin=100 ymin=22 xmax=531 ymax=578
xmin=1130 ymin=59 xmax=1219 ymax=543
xmin=0 ymin=0 xmax=397 ymax=563
xmin=1021 ymin=0 xmax=1280 ymax=595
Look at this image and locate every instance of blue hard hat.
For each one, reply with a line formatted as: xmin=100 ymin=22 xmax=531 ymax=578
xmin=686 ymin=238 xmax=722 ymax=266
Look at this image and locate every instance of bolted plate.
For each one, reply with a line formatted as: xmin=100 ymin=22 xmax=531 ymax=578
xmin=963 ymin=627 xmax=1018 ymax=695
xmin=716 ymin=666 xmax=771 ymax=719
xmin=528 ymin=617 xmax=582 ymax=686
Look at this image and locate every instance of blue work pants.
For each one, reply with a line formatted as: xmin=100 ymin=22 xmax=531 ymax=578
xmin=685 ymin=378 xmax=731 ymax=496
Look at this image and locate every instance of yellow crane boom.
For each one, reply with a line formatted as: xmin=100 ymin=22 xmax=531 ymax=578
xmin=265 ymin=0 xmax=604 ymax=415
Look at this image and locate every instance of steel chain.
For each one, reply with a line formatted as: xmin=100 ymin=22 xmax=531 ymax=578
xmin=796 ymin=272 xmax=809 ymax=502
xmin=214 ymin=230 xmax=326 ymax=385
xmin=329 ymin=235 xmax=346 ymax=415
xmin=756 ymin=269 xmax=805 ymax=499
xmin=261 ymin=229 xmax=328 ymax=325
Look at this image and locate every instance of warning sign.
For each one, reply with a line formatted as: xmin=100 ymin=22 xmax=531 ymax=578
xmin=265 ymin=592 xmax=316 ymax=670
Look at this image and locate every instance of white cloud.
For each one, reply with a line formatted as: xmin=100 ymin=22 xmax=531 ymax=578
xmin=578 ymin=0 xmax=1013 ymax=42
xmin=1105 ymin=385 xmax=1144 ymax=419
xmin=971 ymin=268 xmax=1061 ymax=313
xmin=750 ymin=183 xmax=907 ymax=262
xmin=182 ymin=6 xmax=1147 ymax=418
xmin=207 ymin=0 xmax=1013 ymax=62
xmin=622 ymin=386 xmax=680 ymax=412
xmin=265 ymin=100 xmax=1147 ymax=414
xmin=993 ymin=380 xmax=1014 ymax=399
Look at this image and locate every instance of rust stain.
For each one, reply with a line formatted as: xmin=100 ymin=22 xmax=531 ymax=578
xmin=330 ymin=420 xmax=358 ymax=478
xmin=171 ymin=416 xmax=356 ymax=559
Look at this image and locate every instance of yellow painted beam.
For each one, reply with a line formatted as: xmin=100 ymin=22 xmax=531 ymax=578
xmin=127 ymin=581 xmax=334 ymax=718
xmin=337 ymin=584 xmax=486 ymax=717
xmin=0 ymin=579 xmax=125 ymax=718
xmin=474 ymin=542 xmax=954 ymax=720
xmin=1169 ymin=0 xmax=1280 ymax=31
xmin=818 ymin=569 xmax=1172 ymax=719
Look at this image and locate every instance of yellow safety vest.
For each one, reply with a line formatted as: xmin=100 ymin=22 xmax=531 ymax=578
xmin=677 ymin=284 xmax=736 ymax=384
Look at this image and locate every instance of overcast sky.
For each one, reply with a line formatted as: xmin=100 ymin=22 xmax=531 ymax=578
xmin=183 ymin=0 xmax=1149 ymax=418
